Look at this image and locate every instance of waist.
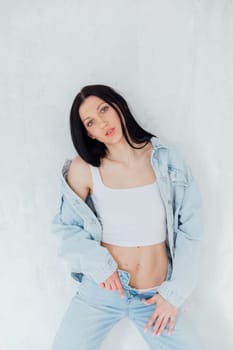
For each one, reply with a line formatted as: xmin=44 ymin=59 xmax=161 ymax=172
xmin=101 ymin=240 xmax=169 ymax=289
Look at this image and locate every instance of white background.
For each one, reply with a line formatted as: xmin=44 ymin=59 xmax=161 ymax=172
xmin=1 ymin=1 xmax=233 ymax=349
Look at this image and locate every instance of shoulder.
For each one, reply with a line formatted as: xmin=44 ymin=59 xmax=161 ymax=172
xmin=66 ymin=156 xmax=92 ymax=201
xmin=153 ymin=136 xmax=193 ymax=182
xmin=166 ymin=145 xmax=194 ymax=183
xmin=152 ymin=137 xmax=195 ymax=184
xmin=153 ymin=137 xmax=188 ymax=169
xmin=167 ymin=145 xmax=187 ymax=168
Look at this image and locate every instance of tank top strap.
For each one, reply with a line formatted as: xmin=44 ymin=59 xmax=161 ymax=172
xmin=89 ymin=164 xmax=103 ymax=194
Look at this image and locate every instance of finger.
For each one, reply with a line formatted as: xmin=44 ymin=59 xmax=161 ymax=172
xmin=99 ymin=282 xmax=105 ymax=288
xmin=104 ymin=281 xmax=112 ymax=290
xmin=142 ymin=295 xmax=157 ymax=305
xmin=153 ymin=316 xmax=170 ymax=336
xmin=109 ymin=281 xmax=117 ymax=291
xmin=144 ymin=313 xmax=159 ymax=333
xmin=115 ymin=278 xmax=125 ymax=298
xmin=168 ymin=317 xmax=176 ymax=335
xmin=152 ymin=315 xmax=164 ymax=336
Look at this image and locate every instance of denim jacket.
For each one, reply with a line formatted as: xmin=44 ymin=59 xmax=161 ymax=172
xmin=52 ymin=136 xmax=204 ymax=308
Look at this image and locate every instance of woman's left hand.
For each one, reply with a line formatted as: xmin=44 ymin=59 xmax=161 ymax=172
xmin=142 ymin=293 xmax=177 ymax=336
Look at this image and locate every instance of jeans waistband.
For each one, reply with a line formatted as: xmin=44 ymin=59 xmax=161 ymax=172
xmin=117 ymin=257 xmax=172 ymax=293
xmin=81 ymin=257 xmax=172 ymax=295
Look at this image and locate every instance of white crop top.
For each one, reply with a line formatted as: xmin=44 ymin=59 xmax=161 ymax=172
xmin=89 ymin=165 xmax=167 ymax=247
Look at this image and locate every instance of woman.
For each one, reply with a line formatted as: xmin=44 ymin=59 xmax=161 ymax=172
xmin=52 ymin=84 xmax=204 ymax=350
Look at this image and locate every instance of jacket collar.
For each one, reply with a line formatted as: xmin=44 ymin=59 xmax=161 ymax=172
xmin=150 ymin=135 xmax=168 ymax=150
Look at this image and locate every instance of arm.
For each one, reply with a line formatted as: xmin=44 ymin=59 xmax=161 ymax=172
xmin=52 ymin=207 xmax=118 ymax=284
xmin=51 ymin=159 xmax=118 ymax=284
xmin=156 ymin=166 xmax=205 ymax=308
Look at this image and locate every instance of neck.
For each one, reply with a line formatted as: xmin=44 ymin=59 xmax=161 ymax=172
xmin=104 ymin=137 xmax=150 ymax=166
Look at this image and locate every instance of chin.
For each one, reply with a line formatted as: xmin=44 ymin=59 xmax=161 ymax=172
xmin=105 ymin=132 xmax=124 ymax=143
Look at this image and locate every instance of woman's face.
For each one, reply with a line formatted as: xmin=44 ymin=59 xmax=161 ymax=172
xmin=79 ymin=96 xmax=125 ymax=144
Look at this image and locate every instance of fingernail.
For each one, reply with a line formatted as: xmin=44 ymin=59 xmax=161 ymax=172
xmin=152 ymin=332 xmax=159 ymax=337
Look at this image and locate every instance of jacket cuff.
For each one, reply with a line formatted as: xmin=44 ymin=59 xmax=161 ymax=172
xmin=156 ymin=281 xmax=185 ymax=308
xmin=86 ymin=255 xmax=118 ymax=285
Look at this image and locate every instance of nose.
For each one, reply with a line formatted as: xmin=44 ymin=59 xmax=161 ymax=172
xmin=99 ymin=118 xmax=108 ymax=128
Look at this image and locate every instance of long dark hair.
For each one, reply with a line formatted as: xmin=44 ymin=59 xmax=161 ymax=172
xmin=70 ymin=84 xmax=157 ymax=166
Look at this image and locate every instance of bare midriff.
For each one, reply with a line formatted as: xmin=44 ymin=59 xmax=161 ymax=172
xmin=101 ymin=240 xmax=168 ymax=289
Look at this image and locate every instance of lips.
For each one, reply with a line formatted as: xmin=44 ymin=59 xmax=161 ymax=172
xmin=105 ymin=128 xmax=115 ymax=136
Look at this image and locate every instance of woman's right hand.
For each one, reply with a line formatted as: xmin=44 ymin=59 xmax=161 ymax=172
xmin=99 ymin=270 xmax=125 ymax=298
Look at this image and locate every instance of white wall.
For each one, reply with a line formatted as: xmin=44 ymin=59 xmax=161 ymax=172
xmin=1 ymin=1 xmax=232 ymax=349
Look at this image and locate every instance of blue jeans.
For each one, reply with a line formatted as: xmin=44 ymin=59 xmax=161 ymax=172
xmin=52 ymin=259 xmax=202 ymax=349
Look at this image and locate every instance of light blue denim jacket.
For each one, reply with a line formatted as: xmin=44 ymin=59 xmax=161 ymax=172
xmin=52 ymin=136 xmax=204 ymax=308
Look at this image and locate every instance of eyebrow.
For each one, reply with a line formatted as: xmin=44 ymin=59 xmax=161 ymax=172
xmin=82 ymin=102 xmax=105 ymax=122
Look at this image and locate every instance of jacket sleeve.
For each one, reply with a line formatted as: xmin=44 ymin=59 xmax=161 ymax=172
xmin=51 ymin=193 xmax=118 ymax=284
xmin=156 ymin=161 xmax=205 ymax=308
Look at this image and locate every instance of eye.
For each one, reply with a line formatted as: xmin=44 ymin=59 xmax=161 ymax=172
xmin=86 ymin=120 xmax=94 ymax=127
xmin=101 ymin=105 xmax=108 ymax=112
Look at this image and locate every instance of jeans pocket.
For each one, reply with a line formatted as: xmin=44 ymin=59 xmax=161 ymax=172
xmin=76 ymin=277 xmax=97 ymax=300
